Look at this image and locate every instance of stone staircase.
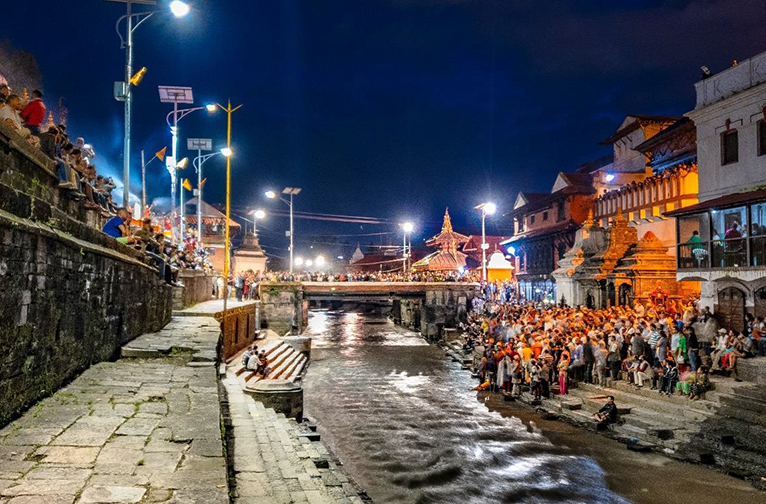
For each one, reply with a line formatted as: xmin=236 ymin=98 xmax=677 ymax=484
xmin=228 ymin=339 xmax=308 ymax=391
xmin=223 ymin=375 xmax=370 ymax=503
xmin=444 ymin=341 xmax=766 ymax=489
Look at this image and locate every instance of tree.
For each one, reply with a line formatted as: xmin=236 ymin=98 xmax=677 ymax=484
xmin=0 ymin=40 xmax=43 ymax=94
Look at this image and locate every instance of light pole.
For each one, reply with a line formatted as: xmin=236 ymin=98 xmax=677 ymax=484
xmin=401 ymin=222 xmax=414 ymax=274
xmin=217 ymin=100 xmax=243 ymax=323
xmin=266 ymin=187 xmax=302 ymax=273
xmin=109 ymin=0 xmax=189 ymax=207
xmin=248 ymin=209 xmax=266 ymax=236
xmin=188 ymin=138 xmax=228 ymax=247
xmin=475 ymin=202 xmax=497 ymax=281
xmin=159 ymin=85 xmax=216 ymax=239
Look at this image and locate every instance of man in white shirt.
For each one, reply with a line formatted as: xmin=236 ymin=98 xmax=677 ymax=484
xmin=0 ymin=94 xmax=25 ymax=132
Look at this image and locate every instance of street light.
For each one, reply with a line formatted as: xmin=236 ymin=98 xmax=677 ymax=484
xmin=108 ymin=0 xmax=190 ymax=208
xmin=295 ymin=257 xmax=304 ymax=267
xmin=170 ymin=1 xmax=190 ymax=17
xmin=247 ymin=209 xmax=266 ymax=236
xmin=315 ymin=255 xmax=325 ymax=268
xmin=265 ymin=187 xmax=302 ymax=273
xmin=216 ymin=100 xmax=243 ymax=328
xmin=159 ymin=84 xmax=216 ymax=240
xmin=188 ymin=138 xmax=228 ymax=248
xmin=220 ymin=147 xmax=232 ymax=157
xmin=475 ymin=202 xmax=497 ymax=282
xmin=401 ymin=221 xmax=414 ymax=274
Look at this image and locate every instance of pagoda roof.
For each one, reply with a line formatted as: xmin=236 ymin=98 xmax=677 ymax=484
xmin=412 ymin=249 xmax=468 ymax=272
xmin=425 ymin=208 xmax=469 ymax=247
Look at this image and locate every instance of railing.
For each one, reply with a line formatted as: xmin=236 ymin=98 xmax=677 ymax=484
xmin=678 ymin=242 xmax=710 ymax=270
xmin=679 ymin=238 xmax=753 ymax=269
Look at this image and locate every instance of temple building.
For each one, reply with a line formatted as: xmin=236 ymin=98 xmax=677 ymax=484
xmin=232 ymin=231 xmax=267 ymax=274
xmin=412 ymin=209 xmax=470 ymax=273
xmin=501 ymin=172 xmax=595 ymax=302
xmin=668 ymin=50 xmax=766 ymax=331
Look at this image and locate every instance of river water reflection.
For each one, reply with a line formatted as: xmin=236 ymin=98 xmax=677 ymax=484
xmin=303 ymin=311 xmax=632 ymax=504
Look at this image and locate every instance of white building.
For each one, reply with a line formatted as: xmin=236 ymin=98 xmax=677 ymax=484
xmin=669 ymin=50 xmax=766 ymax=331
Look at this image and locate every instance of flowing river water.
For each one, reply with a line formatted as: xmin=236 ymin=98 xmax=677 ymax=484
xmin=302 ymin=310 xmax=764 ymax=504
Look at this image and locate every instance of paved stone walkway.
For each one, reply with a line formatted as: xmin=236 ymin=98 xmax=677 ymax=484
xmin=0 ymin=317 xmax=227 ymax=504
xmin=223 ymin=377 xmax=369 ymax=504
xmin=175 ymin=299 xmax=256 ymax=316
xmin=121 ymin=316 xmax=221 ymax=362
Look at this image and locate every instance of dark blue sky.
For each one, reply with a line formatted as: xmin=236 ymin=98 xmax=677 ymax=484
xmin=3 ymin=0 xmax=766 ymax=257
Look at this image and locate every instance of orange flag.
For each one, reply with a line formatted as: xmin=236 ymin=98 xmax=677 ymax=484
xmin=199 ymin=178 xmax=207 ymax=188
xmin=155 ymin=147 xmax=167 ymax=162
xmin=182 ymin=178 xmax=192 ymax=191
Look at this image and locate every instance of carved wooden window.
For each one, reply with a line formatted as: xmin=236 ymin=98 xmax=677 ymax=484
xmin=543 ymin=211 xmax=548 ymax=221
xmin=722 ymin=130 xmax=739 ymax=165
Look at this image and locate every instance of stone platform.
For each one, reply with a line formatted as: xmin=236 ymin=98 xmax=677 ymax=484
xmin=0 ymin=316 xmax=227 ymax=504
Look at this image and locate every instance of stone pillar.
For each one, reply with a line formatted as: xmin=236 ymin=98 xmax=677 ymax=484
xmin=258 ymin=282 xmax=305 ymax=335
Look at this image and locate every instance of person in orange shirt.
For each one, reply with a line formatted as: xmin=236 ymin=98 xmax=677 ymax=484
xmin=531 ymin=338 xmax=543 ymax=359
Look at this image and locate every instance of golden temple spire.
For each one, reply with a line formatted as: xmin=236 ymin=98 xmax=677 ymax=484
xmin=442 ymin=207 xmax=453 ymax=232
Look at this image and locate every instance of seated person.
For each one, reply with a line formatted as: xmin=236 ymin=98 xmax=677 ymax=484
xmin=593 ymin=395 xmax=618 ymax=425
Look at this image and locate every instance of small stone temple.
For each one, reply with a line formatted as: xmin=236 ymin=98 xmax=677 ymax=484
xmin=412 ymin=209 xmax=470 ymax=272
xmin=553 ymin=209 xmax=679 ymax=308
xmin=232 ymin=231 xmax=268 ymax=274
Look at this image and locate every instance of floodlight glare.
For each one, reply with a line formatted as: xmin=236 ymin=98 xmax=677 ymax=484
xmin=254 ymin=209 xmax=266 ymax=219
xmin=295 ymin=257 xmax=304 ymax=266
xmin=265 ymin=190 xmax=276 ymax=199
xmin=205 ymin=104 xmax=217 ymax=113
xmin=170 ymin=1 xmax=190 ymax=18
xmin=484 ymin=202 xmax=497 ymax=215
xmin=402 ymin=222 xmax=414 ymax=233
xmin=220 ymin=147 xmax=232 ymax=157
xmin=315 ymin=255 xmax=325 ymax=266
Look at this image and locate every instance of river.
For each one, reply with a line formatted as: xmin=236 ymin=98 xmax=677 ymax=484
xmin=302 ymin=310 xmax=763 ymax=504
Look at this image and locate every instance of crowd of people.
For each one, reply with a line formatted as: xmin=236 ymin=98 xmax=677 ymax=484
xmin=0 ymin=84 xmax=117 ymax=216
xmin=255 ymin=270 xmax=479 ymax=283
xmin=462 ymin=294 xmax=764 ymax=425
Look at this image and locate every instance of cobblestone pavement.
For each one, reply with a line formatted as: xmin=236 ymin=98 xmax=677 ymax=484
xmin=224 ymin=377 xmax=369 ymax=504
xmin=0 ymin=317 xmax=227 ymax=504
xmin=121 ymin=316 xmax=221 ymax=362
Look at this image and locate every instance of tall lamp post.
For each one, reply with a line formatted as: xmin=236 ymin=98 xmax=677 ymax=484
xmin=475 ymin=202 xmax=497 ymax=281
xmin=217 ymin=100 xmax=243 ymax=323
xmin=158 ymin=85 xmax=216 ymax=239
xmin=140 ymin=146 xmax=166 ymax=214
xmin=188 ymin=139 xmax=228 ymax=248
xmin=108 ymin=0 xmax=190 ymax=207
xmin=401 ymin=222 xmax=414 ymax=274
xmin=248 ymin=209 xmax=266 ymax=236
xmin=265 ymin=187 xmax=302 ymax=273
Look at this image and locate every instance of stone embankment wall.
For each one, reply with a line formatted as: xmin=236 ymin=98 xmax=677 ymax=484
xmin=173 ymin=269 xmax=214 ymax=310
xmin=217 ymin=303 xmax=258 ymax=359
xmin=0 ymin=122 xmax=172 ymax=426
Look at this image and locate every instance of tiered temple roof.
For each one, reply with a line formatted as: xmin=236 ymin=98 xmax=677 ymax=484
xmin=413 ymin=209 xmax=470 ymax=272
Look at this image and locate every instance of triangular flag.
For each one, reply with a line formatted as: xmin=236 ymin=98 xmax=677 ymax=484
xmin=155 ymin=146 xmax=167 ymax=162
xmin=199 ymin=178 xmax=207 ymax=188
xmin=182 ymin=178 xmax=192 ymax=191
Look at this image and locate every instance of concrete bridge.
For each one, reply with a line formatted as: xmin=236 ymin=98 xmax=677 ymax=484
xmin=258 ymin=281 xmax=479 ymax=338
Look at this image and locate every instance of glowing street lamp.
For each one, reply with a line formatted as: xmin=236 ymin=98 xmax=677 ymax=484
xmin=315 ymin=255 xmax=325 ymax=268
xmin=220 ymin=147 xmax=232 ymax=157
xmin=475 ymin=202 xmax=497 ymax=282
xmin=170 ymin=1 xmax=190 ymax=18
xmin=264 ymin=187 xmax=302 ymax=273
xmin=248 ymin=208 xmax=266 ymax=236
xmin=295 ymin=257 xmax=304 ymax=267
xmin=108 ymin=0 xmax=190 ymax=207
xmin=400 ymin=221 xmax=414 ymax=273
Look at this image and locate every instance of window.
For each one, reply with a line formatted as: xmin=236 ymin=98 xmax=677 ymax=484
xmin=711 ymin=206 xmax=746 ymax=267
xmin=678 ymin=213 xmax=711 ymax=269
xmin=557 ymin=243 xmax=567 ymax=260
xmin=530 ymin=215 xmax=536 ymax=225
xmin=751 ymin=202 xmax=766 ymax=266
xmin=722 ymin=130 xmax=739 ymax=165
xmin=543 ymin=211 xmax=548 ymax=221
xmin=759 ymin=121 xmax=766 ymax=157
xmin=557 ymin=202 xmax=565 ymax=221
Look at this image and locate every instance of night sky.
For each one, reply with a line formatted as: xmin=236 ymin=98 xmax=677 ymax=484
xmin=3 ymin=0 xmax=766 ymax=259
